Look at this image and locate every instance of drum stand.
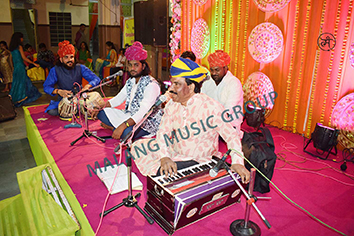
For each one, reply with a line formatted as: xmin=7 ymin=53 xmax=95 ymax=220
xmin=70 ymin=93 xmax=106 ymax=146
xmin=217 ymin=160 xmax=271 ymax=236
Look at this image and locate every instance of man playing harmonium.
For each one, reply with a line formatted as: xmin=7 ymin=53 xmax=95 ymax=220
xmin=132 ymin=58 xmax=250 ymax=184
xmin=43 ymin=40 xmax=100 ymax=119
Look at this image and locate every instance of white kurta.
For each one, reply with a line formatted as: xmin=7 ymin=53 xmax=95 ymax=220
xmin=104 ymin=76 xmax=160 ymax=128
xmin=201 ymin=70 xmax=243 ymax=130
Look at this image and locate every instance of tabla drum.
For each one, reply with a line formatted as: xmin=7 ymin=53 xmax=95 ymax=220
xmin=58 ymin=96 xmax=78 ymax=118
xmin=79 ymin=92 xmax=105 ymax=115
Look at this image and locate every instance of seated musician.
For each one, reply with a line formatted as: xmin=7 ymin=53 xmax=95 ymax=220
xmin=132 ymin=58 xmax=250 ymax=183
xmin=92 ymin=41 xmax=163 ymax=140
xmin=201 ymin=50 xmax=243 ymax=133
xmin=43 ymin=40 xmax=100 ymax=118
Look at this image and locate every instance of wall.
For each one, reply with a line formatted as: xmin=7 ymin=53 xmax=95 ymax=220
xmin=1 ymin=0 xmax=122 ymax=56
xmin=0 ymin=0 xmax=12 ymax=44
xmin=35 ymin=0 xmax=89 ymax=51
xmin=98 ymin=0 xmax=121 ymax=56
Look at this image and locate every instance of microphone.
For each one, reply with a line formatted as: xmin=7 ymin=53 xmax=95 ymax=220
xmin=104 ymin=70 xmax=123 ymax=81
xmin=153 ymin=95 xmax=167 ymax=108
xmin=209 ymin=149 xmax=231 ymax=177
xmin=114 ymin=95 xmax=167 ymax=152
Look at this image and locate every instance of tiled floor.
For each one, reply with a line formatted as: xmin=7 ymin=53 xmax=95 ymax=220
xmin=0 ymin=81 xmax=119 ymax=201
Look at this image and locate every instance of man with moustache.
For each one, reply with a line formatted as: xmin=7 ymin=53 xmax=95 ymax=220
xmin=132 ymin=58 xmax=250 ymax=184
xmin=92 ymin=41 xmax=163 ymax=140
xmin=201 ymin=50 xmax=243 ymax=133
xmin=43 ymin=40 xmax=100 ymax=117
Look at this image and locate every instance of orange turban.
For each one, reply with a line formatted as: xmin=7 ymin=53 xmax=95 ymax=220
xmin=207 ymin=50 xmax=231 ymax=68
xmin=57 ymin=40 xmax=75 ymax=58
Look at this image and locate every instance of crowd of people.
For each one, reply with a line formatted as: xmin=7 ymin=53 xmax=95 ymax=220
xmin=0 ymin=27 xmax=249 ymax=181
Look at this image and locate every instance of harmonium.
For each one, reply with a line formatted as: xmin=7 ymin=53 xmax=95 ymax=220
xmin=144 ymin=158 xmax=245 ymax=235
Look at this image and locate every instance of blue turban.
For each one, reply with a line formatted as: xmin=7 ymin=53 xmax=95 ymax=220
xmin=170 ymin=57 xmax=208 ymax=83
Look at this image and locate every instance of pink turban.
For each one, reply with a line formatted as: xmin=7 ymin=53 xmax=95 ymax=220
xmin=207 ymin=50 xmax=231 ymax=68
xmin=125 ymin=41 xmax=147 ymax=61
xmin=57 ymin=40 xmax=75 ymax=58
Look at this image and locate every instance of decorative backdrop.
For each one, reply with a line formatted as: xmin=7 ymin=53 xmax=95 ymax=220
xmin=179 ymin=0 xmax=354 ymax=140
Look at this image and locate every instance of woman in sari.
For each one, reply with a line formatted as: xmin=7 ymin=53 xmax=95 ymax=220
xmin=9 ymin=32 xmax=41 ymax=106
xmin=95 ymin=41 xmax=117 ymax=79
xmin=0 ymin=41 xmax=14 ymax=92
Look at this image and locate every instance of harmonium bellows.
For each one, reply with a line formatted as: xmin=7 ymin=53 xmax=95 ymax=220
xmin=144 ymin=158 xmax=245 ymax=235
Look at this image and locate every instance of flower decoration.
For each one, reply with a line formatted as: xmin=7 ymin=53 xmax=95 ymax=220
xmin=169 ymin=0 xmax=182 ymax=63
xmin=331 ymin=93 xmax=354 ymax=148
xmin=248 ymin=22 xmax=283 ymax=63
xmin=243 ymin=72 xmax=275 ymax=117
xmin=350 ymin=42 xmax=354 ymax=68
xmin=191 ymin=18 xmax=210 ymax=59
xmin=193 ymin=0 xmax=208 ymax=6
xmin=253 ymin=0 xmax=291 ymax=12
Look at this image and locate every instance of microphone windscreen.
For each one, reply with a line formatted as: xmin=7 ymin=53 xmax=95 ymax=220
xmin=159 ymin=95 xmax=167 ymax=103
xmin=209 ymin=169 xmax=218 ymax=178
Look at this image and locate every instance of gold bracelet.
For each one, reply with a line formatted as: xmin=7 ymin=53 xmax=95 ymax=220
xmin=125 ymin=122 xmax=130 ymax=127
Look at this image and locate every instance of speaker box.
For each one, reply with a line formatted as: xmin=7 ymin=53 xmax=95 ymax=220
xmin=134 ymin=0 xmax=168 ymax=46
xmin=151 ymin=0 xmax=168 ymax=46
xmin=134 ymin=1 xmax=153 ymax=45
xmin=0 ymin=94 xmax=17 ymax=122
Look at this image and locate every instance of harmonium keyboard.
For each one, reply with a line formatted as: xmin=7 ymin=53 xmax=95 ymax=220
xmin=144 ymin=158 xmax=245 ymax=235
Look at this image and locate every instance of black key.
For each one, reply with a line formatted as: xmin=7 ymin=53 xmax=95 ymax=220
xmin=177 ymin=173 xmax=183 ymax=178
xmin=158 ymin=179 xmax=164 ymax=184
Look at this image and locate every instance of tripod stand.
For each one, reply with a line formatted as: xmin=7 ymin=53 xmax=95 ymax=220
xmin=64 ymin=96 xmax=82 ymax=129
xmin=70 ymin=93 xmax=106 ymax=146
xmin=213 ymin=157 xmax=271 ymax=236
xmin=99 ymin=144 xmax=154 ymax=224
xmin=98 ymin=97 xmax=163 ymax=224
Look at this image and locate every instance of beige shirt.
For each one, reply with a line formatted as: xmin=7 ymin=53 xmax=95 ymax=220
xmin=132 ymin=93 xmax=244 ymax=176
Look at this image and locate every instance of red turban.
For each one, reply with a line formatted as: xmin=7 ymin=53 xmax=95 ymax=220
xmin=57 ymin=40 xmax=75 ymax=58
xmin=125 ymin=41 xmax=147 ymax=61
xmin=207 ymin=50 xmax=231 ymax=68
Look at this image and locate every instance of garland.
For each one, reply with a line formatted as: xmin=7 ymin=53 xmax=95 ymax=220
xmin=320 ymin=0 xmax=342 ymax=124
xmin=283 ymin=0 xmax=300 ymax=128
xmin=170 ymin=0 xmax=182 ymax=62
xmin=329 ymin=0 xmax=353 ymax=126
xmin=306 ymin=0 xmax=327 ymax=137
xmin=292 ymin=0 xmax=311 ymax=133
xmin=240 ymin=0 xmax=250 ymax=84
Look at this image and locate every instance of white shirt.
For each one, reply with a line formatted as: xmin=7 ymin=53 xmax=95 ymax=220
xmin=115 ymin=55 xmax=126 ymax=67
xmin=201 ymin=70 xmax=243 ymax=130
xmin=104 ymin=76 xmax=160 ymax=128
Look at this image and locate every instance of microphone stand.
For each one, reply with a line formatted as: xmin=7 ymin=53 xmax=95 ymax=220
xmin=215 ymin=158 xmax=271 ymax=236
xmin=99 ymin=100 xmax=156 ymax=225
xmin=64 ymin=95 xmax=82 ymax=129
xmin=70 ymin=93 xmax=106 ymax=146
xmin=69 ymin=74 xmax=122 ymax=144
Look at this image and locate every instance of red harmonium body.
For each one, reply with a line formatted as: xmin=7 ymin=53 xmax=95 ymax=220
xmin=144 ymin=160 xmax=245 ymax=235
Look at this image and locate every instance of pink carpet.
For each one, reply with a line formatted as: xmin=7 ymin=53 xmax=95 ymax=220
xmin=28 ymin=105 xmax=354 ymax=236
